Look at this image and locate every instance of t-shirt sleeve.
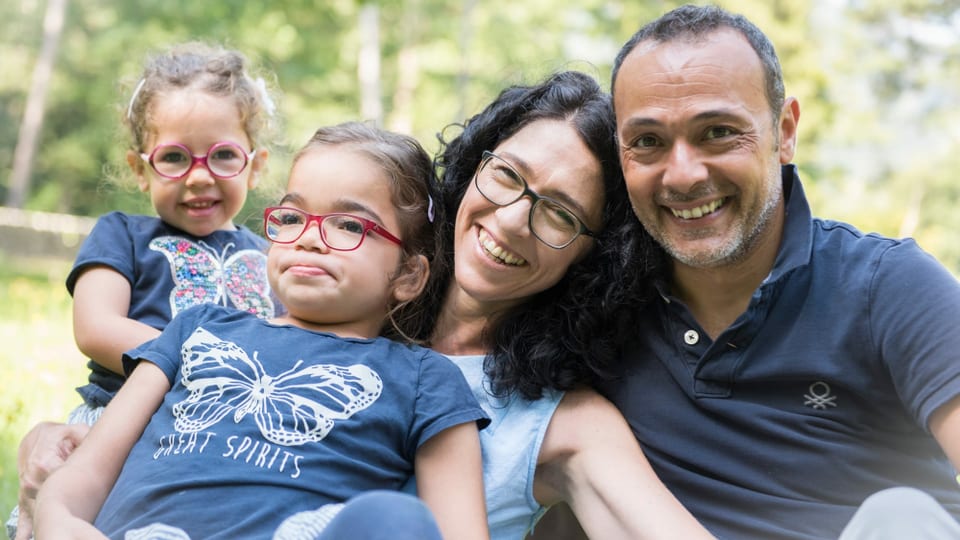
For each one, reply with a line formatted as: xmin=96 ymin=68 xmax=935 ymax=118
xmin=871 ymin=239 xmax=960 ymax=428
xmin=122 ymin=304 xmax=210 ymax=383
xmin=66 ymin=211 xmax=136 ymax=294
xmin=410 ymin=351 xmax=490 ymax=452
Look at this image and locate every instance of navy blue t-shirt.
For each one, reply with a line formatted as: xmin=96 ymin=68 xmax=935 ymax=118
xmin=95 ymin=304 xmax=488 ymax=539
xmin=598 ymin=166 xmax=960 ymax=539
xmin=67 ymin=212 xmax=276 ymax=406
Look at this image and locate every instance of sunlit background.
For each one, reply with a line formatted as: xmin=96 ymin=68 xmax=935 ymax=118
xmin=1 ymin=0 xmax=958 ymax=517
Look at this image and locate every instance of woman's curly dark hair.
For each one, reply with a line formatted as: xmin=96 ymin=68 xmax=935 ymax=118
xmin=411 ymin=70 xmax=666 ymax=400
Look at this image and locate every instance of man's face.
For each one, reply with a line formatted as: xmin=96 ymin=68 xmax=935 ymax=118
xmin=613 ymin=29 xmax=797 ymax=270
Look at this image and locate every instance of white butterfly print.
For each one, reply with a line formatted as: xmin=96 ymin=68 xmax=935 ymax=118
xmin=124 ymin=523 xmax=191 ymax=540
xmin=274 ymin=503 xmax=345 ymax=539
xmin=173 ymin=327 xmax=383 ymax=446
xmin=149 ymin=236 xmax=275 ymax=319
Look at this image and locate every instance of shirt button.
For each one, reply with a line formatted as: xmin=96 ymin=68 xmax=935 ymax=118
xmin=683 ymin=329 xmax=699 ymax=345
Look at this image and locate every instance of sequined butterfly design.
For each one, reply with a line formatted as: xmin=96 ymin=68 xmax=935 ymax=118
xmin=173 ymin=327 xmax=383 ymax=446
xmin=150 ymin=236 xmax=274 ymax=319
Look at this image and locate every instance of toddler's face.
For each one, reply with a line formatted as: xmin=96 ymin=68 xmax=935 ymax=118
xmin=131 ymin=88 xmax=264 ymax=237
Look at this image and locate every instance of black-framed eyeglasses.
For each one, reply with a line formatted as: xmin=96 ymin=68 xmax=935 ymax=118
xmin=140 ymin=141 xmax=256 ymax=180
xmin=474 ymin=151 xmax=595 ymax=249
xmin=263 ymin=206 xmax=403 ymax=251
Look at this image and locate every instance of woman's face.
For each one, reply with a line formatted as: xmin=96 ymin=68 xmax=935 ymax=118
xmin=452 ymin=119 xmax=604 ymax=311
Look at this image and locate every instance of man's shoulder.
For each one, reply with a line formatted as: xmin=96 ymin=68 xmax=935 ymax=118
xmin=813 ymin=216 xmax=887 ymax=240
xmin=809 ymin=217 xmax=957 ymax=292
xmin=811 ymin=217 xmax=917 ymax=257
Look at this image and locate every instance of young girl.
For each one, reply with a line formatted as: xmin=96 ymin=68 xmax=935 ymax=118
xmin=6 ymin=41 xmax=280 ymax=540
xmin=34 ymin=122 xmax=489 ymax=540
xmin=67 ymin=42 xmax=278 ymax=421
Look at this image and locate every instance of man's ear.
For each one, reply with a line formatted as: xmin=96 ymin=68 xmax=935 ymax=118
xmin=392 ymin=254 xmax=430 ymax=303
xmin=127 ymin=150 xmax=149 ymax=192
xmin=778 ymin=97 xmax=800 ymax=163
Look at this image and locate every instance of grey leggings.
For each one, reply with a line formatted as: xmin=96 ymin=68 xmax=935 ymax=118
xmin=839 ymin=487 xmax=960 ymax=540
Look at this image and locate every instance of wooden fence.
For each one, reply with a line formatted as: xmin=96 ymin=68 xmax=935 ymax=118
xmin=0 ymin=207 xmax=95 ymax=264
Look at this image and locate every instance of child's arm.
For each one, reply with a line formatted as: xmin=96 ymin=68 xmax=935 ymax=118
xmin=33 ymin=362 xmax=170 ymax=538
xmin=415 ymin=422 xmax=489 ymax=540
xmin=72 ymin=267 xmax=161 ymax=374
xmin=535 ymin=388 xmax=715 ymax=540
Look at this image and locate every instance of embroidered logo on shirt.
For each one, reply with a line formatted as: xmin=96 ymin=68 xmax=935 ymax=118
xmin=172 ymin=327 xmax=383 ymax=446
xmin=803 ymin=381 xmax=837 ymax=410
xmin=150 ymin=236 xmax=275 ymax=319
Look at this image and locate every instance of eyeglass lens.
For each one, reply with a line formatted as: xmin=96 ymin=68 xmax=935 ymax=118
xmin=148 ymin=142 xmax=250 ymax=179
xmin=265 ymin=208 xmax=375 ymax=251
xmin=476 ymin=153 xmax=586 ymax=248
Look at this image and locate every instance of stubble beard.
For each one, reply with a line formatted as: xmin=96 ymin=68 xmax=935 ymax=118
xmin=649 ymin=175 xmax=783 ymax=270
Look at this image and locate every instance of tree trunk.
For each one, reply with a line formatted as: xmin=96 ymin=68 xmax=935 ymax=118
xmin=455 ymin=0 xmax=476 ymax=123
xmin=387 ymin=0 xmax=421 ymax=135
xmin=898 ymin=183 xmax=924 ymax=239
xmin=358 ymin=1 xmax=382 ymax=125
xmin=6 ymin=0 xmax=69 ymax=208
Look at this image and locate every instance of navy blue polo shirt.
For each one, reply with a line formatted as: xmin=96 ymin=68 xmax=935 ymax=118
xmin=598 ymin=165 xmax=960 ymax=540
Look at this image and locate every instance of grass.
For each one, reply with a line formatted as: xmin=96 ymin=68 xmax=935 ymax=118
xmin=0 ymin=255 xmax=87 ymax=519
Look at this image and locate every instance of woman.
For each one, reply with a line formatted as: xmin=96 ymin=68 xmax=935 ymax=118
xmin=15 ymin=72 xmax=712 ymax=540
xmin=401 ymin=70 xmax=712 ymax=538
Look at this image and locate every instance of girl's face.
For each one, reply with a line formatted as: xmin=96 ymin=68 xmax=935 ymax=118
xmin=129 ymin=88 xmax=266 ymax=237
xmin=452 ymin=119 xmax=604 ymax=312
xmin=269 ymin=147 xmax=413 ymax=338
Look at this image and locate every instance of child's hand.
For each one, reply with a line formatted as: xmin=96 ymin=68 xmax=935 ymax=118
xmin=16 ymin=422 xmax=90 ymax=539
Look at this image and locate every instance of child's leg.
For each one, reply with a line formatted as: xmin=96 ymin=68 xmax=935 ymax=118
xmin=65 ymin=403 xmax=105 ymax=426
xmin=276 ymin=491 xmax=443 ymax=540
xmin=319 ymin=491 xmax=442 ymax=540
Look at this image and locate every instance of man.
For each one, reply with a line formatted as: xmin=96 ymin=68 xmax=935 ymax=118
xmin=598 ymin=4 xmax=960 ymax=539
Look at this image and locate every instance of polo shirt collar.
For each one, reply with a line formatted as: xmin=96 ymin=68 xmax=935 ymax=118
xmin=766 ymin=164 xmax=813 ymax=284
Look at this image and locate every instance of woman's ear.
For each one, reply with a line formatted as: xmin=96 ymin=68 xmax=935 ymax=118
xmin=392 ymin=254 xmax=430 ymax=303
xmin=127 ymin=150 xmax=149 ymax=192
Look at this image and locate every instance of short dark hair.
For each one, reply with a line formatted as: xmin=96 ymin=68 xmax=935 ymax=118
xmin=414 ymin=71 xmax=663 ymax=400
xmin=611 ymin=4 xmax=785 ymax=121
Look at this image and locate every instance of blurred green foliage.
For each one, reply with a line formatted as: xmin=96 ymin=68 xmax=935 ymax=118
xmin=0 ymin=256 xmax=87 ymax=518
xmin=0 ymin=0 xmax=958 ymax=521
xmin=2 ymin=0 xmax=957 ymax=271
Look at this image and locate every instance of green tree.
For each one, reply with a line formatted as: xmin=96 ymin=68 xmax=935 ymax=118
xmin=2 ymin=0 xmax=957 ymax=273
xmin=807 ymin=0 xmax=960 ymax=272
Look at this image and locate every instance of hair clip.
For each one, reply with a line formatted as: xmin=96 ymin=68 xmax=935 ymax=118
xmin=126 ymin=78 xmax=146 ymax=121
xmin=427 ymin=194 xmax=436 ymax=223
